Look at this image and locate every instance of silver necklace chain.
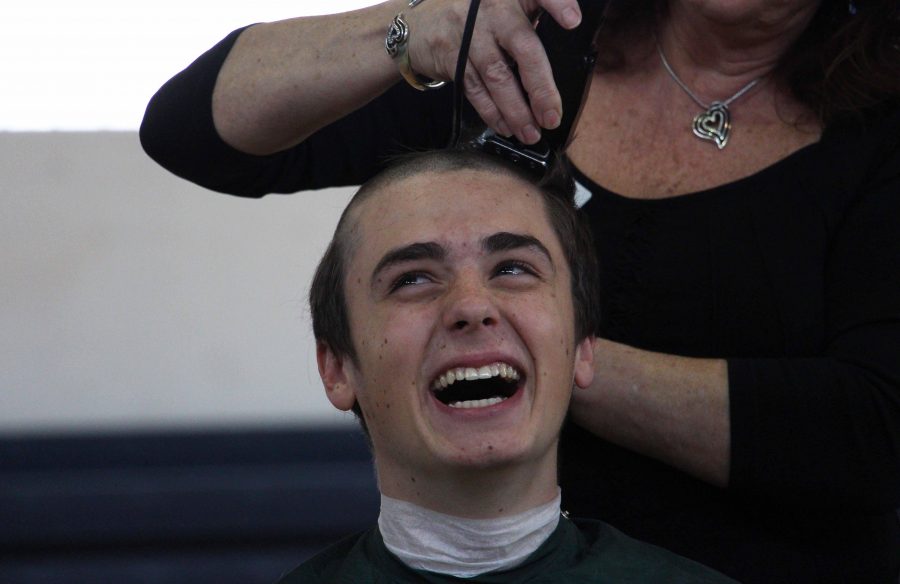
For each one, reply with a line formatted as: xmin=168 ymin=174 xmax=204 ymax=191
xmin=657 ymin=43 xmax=762 ymax=149
xmin=656 ymin=44 xmax=761 ymax=109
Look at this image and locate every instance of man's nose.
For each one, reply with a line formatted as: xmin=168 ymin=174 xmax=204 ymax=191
xmin=442 ymin=274 xmax=500 ymax=332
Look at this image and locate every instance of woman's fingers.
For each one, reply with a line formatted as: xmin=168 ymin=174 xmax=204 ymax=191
xmin=405 ymin=0 xmax=584 ymax=143
xmin=462 ymin=59 xmax=514 ymax=137
xmin=465 ymin=37 xmax=540 ymax=141
xmin=492 ymin=17 xmax=561 ymax=137
xmin=466 ymin=1 xmax=552 ymax=143
xmin=535 ymin=0 xmax=582 ymax=30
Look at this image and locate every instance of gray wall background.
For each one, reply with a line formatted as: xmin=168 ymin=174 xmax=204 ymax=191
xmin=1 ymin=132 xmax=355 ymax=436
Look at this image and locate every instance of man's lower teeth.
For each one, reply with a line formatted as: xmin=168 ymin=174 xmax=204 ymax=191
xmin=449 ymin=396 xmax=505 ymax=409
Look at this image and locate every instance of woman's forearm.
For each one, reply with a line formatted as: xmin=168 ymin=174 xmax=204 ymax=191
xmin=212 ymin=1 xmax=407 ymax=155
xmin=571 ymin=338 xmax=731 ymax=487
xmin=212 ymin=0 xmax=586 ymax=155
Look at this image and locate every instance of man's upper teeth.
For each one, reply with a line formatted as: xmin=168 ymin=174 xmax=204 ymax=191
xmin=433 ymin=362 xmax=520 ymax=391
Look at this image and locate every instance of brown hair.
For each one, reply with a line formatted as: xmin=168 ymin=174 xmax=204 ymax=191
xmin=785 ymin=0 xmax=900 ymax=122
xmin=596 ymin=0 xmax=900 ymax=124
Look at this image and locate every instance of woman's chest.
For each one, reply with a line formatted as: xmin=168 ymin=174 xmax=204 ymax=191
xmin=579 ymin=183 xmax=831 ymax=358
xmin=567 ymin=73 xmax=821 ymax=199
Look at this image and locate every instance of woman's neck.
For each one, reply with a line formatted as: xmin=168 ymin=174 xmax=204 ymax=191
xmin=658 ymin=0 xmax=820 ymax=93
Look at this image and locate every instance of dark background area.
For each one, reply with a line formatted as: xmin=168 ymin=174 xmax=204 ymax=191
xmin=0 ymin=427 xmax=377 ymax=584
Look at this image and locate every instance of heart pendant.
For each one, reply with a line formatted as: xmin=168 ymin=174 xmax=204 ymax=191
xmin=692 ymin=102 xmax=731 ymax=149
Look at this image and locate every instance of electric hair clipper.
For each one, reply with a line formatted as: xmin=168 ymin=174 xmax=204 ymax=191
xmin=452 ymin=0 xmax=609 ymax=178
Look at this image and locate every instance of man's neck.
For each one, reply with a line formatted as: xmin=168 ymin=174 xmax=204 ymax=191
xmin=378 ymin=490 xmax=562 ymax=578
xmin=376 ymin=454 xmax=560 ymax=519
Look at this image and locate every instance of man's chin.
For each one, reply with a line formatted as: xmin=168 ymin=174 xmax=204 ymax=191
xmin=430 ymin=431 xmax=543 ymax=471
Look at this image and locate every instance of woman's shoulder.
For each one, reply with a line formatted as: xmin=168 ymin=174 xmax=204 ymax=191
xmin=819 ymin=99 xmax=900 ymax=185
xmin=823 ymin=99 xmax=900 ymax=144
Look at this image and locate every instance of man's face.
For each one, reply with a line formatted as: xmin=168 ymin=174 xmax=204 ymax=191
xmin=319 ymin=168 xmax=593 ymax=485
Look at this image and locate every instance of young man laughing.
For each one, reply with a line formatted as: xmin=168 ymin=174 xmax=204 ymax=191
xmin=279 ymin=150 xmax=735 ymax=583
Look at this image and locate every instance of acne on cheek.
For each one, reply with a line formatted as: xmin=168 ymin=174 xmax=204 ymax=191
xmin=373 ymin=387 xmax=391 ymax=409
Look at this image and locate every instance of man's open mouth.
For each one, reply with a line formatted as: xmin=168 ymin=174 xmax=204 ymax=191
xmin=430 ymin=363 xmax=523 ymax=409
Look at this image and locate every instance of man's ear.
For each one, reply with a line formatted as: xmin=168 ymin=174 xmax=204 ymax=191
xmin=316 ymin=342 xmax=358 ymax=411
xmin=573 ymin=336 xmax=596 ymax=390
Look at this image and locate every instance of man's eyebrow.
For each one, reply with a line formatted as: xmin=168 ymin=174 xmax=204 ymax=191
xmin=371 ymin=241 xmax=446 ymax=283
xmin=483 ymin=232 xmax=553 ymax=264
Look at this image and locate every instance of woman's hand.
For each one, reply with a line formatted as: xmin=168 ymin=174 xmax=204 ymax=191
xmin=404 ymin=0 xmax=584 ymax=145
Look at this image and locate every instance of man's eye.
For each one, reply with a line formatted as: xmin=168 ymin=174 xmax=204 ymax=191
xmin=389 ymin=272 xmax=431 ymax=291
xmin=494 ymin=261 xmax=536 ymax=277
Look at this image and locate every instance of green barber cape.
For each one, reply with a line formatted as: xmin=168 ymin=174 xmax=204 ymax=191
xmin=275 ymin=517 xmax=739 ymax=583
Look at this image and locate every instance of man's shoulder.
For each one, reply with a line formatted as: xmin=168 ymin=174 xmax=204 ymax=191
xmin=274 ymin=530 xmax=371 ymax=584
xmin=275 ymin=521 xmax=739 ymax=584
xmin=572 ymin=519 xmax=739 ymax=583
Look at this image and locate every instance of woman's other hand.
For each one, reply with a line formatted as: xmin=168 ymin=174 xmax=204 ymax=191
xmin=572 ymin=337 xmax=731 ymax=487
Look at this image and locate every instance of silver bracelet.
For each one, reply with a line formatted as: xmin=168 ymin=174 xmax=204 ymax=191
xmin=384 ymin=1 xmax=446 ymax=91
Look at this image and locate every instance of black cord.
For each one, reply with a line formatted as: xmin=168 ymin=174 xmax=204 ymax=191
xmin=450 ymin=0 xmax=481 ymax=147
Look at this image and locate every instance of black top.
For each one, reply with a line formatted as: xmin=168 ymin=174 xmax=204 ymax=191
xmin=140 ymin=28 xmax=900 ymax=583
xmin=276 ymin=518 xmax=738 ymax=583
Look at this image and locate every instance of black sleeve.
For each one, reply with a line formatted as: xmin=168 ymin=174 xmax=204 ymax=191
xmin=139 ymin=27 xmax=454 ymax=197
xmin=728 ymin=117 xmax=900 ymax=511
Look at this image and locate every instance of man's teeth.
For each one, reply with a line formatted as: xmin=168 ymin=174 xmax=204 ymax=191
xmin=448 ymin=396 xmax=506 ymax=409
xmin=432 ymin=362 xmax=520 ymax=391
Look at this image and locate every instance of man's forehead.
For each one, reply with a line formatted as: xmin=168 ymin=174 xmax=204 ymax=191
xmin=354 ymin=168 xmax=547 ymax=234
xmin=339 ymin=168 xmax=563 ymax=279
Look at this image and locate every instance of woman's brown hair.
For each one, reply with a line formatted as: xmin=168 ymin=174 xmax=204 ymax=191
xmin=596 ymin=0 xmax=900 ymax=125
